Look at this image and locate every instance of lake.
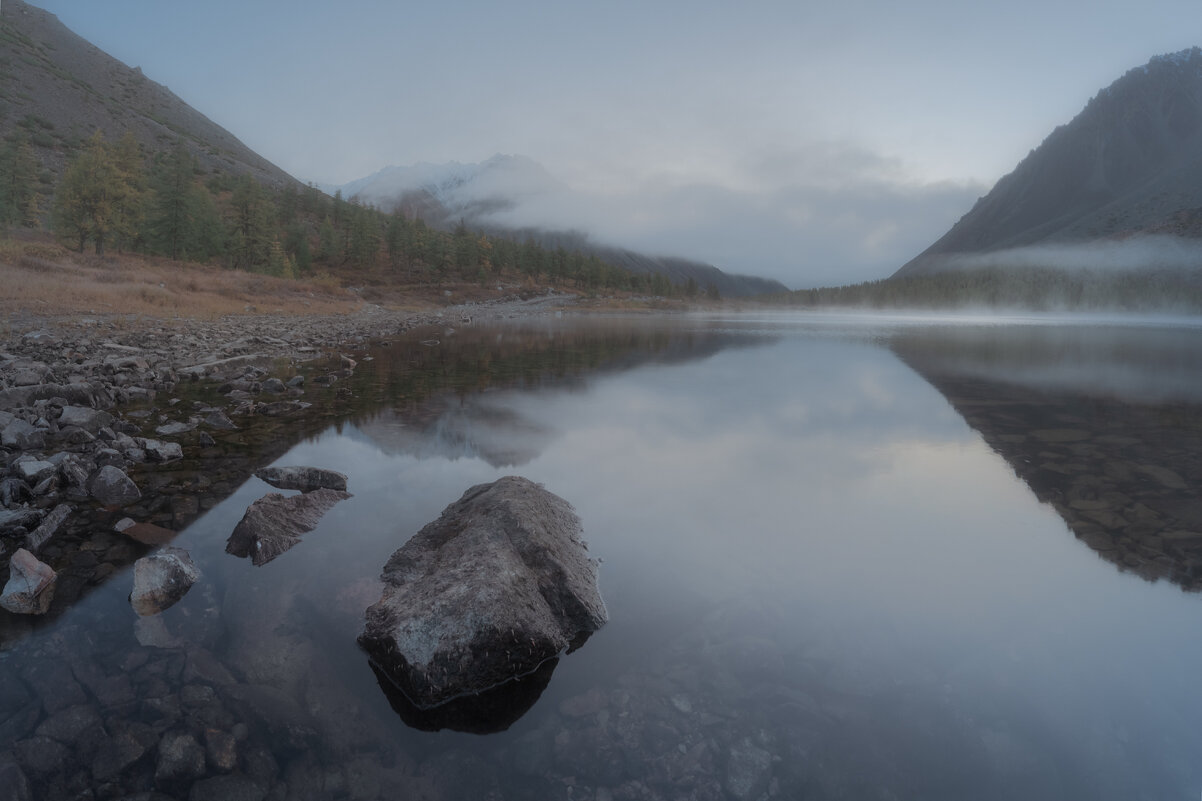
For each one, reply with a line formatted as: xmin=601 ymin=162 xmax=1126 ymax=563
xmin=2 ymin=310 xmax=1201 ymax=801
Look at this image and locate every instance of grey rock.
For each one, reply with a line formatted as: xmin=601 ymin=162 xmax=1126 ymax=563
xmin=0 ymin=549 xmax=56 ymax=615
xmin=14 ymin=460 xmax=55 ymax=486
xmin=724 ymin=737 xmax=774 ymax=800
xmin=1 ymin=420 xmax=44 ymax=451
xmin=0 ymin=480 xmax=32 ymax=508
xmin=359 ymin=476 xmax=607 ymax=708
xmin=57 ymin=405 xmax=113 ymax=433
xmin=130 ymin=547 xmax=201 ymax=616
xmin=203 ymin=410 xmax=237 ymax=430
xmin=260 ymin=377 xmax=287 ymax=394
xmin=198 ymin=431 xmax=216 ymax=447
xmin=187 ymin=774 xmax=267 ymax=801
xmin=21 ymin=330 xmax=58 ymax=346
xmin=154 ymin=421 xmax=194 ymax=436
xmin=25 ymin=503 xmax=72 ymax=553
xmin=34 ymin=704 xmax=101 ymax=744
xmin=286 ymin=375 xmax=304 ymax=388
xmin=10 ymin=368 xmax=48 ymax=387
xmin=13 ymin=736 xmax=68 ymax=777
xmin=142 ymin=439 xmax=184 ymax=462
xmin=0 ymin=750 xmax=32 ymax=801
xmin=254 ymin=465 xmax=348 ymax=493
xmin=225 ymin=488 xmax=351 ymax=566
xmin=255 ymin=400 xmax=311 ymax=416
xmin=91 ymin=727 xmax=149 ymax=782
xmin=155 ymin=730 xmax=206 ymax=789
xmin=88 ymin=465 xmax=141 ymax=506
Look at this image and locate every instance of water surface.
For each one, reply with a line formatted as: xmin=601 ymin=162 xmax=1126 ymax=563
xmin=3 ymin=311 xmax=1201 ymax=800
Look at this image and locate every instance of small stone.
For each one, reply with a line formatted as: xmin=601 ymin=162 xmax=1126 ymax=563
xmin=155 ymin=730 xmax=206 ymax=789
xmin=142 ymin=439 xmax=183 ymax=462
xmin=155 ymin=421 xmax=194 ymax=437
xmin=121 ymin=521 xmax=177 ymax=546
xmin=203 ymin=410 xmax=237 ymax=430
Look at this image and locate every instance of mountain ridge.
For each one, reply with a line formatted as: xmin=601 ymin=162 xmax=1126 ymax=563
xmin=0 ymin=0 xmax=296 ymax=187
xmin=896 ymin=46 xmax=1202 ymax=277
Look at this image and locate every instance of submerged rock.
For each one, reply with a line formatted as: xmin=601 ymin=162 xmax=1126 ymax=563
xmin=226 ymin=488 xmax=352 ymax=566
xmin=359 ymin=476 xmax=607 ymax=710
xmin=253 ymin=465 xmax=349 ymax=493
xmin=130 ymin=547 xmax=200 ymax=616
xmin=25 ymin=503 xmax=72 ymax=553
xmin=0 ymin=548 xmax=57 ymax=614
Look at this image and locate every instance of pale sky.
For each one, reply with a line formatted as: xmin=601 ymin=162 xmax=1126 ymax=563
xmin=27 ymin=0 xmax=1202 ymax=287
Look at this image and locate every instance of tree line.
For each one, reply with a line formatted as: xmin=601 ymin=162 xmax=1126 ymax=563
xmin=1 ymin=129 xmax=690 ymax=297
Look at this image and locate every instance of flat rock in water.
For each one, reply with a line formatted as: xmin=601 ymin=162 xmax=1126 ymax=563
xmin=0 ymin=548 xmax=57 ymax=614
xmin=226 ymin=488 xmax=352 ymax=566
xmin=119 ymin=521 xmax=177 ymax=546
xmin=130 ymin=547 xmax=200 ymax=616
xmin=358 ymin=476 xmax=607 ymax=709
xmin=254 ymin=465 xmax=348 ymax=493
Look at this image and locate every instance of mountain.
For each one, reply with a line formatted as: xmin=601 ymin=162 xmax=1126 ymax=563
xmin=0 ymin=0 xmax=295 ymax=187
xmin=897 ymin=47 xmax=1202 ymax=277
xmin=337 ymin=156 xmax=788 ymax=298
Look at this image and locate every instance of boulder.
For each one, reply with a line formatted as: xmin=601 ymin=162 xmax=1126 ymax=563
xmin=226 ymin=488 xmax=352 ymax=566
xmin=203 ymin=410 xmax=237 ymax=430
xmin=254 ymin=466 xmax=348 ymax=493
xmin=56 ymin=406 xmax=113 ymax=433
xmin=154 ymin=421 xmax=194 ymax=437
xmin=358 ymin=476 xmax=607 ymax=709
xmin=1 ymin=419 xmax=44 ymax=451
xmin=14 ymin=460 xmax=55 ymax=485
xmin=87 ymin=465 xmax=142 ymax=507
xmin=130 ymin=547 xmax=200 ymax=616
xmin=0 ymin=548 xmax=57 ymax=614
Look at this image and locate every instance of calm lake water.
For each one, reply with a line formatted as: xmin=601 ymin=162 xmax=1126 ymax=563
xmin=3 ymin=310 xmax=1202 ymax=800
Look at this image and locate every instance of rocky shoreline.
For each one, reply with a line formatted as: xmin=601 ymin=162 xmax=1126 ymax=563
xmin=0 ymin=293 xmax=577 ymax=615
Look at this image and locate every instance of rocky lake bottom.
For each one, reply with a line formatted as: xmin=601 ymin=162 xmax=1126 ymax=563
xmin=1 ymin=310 xmax=1201 ymax=800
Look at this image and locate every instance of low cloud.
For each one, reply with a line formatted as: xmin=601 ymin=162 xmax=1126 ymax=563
xmin=939 ymin=236 xmax=1202 ymax=273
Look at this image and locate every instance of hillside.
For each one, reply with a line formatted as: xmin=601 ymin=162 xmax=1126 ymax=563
xmin=897 ymin=47 xmax=1202 ymax=277
xmin=339 ymin=156 xmax=788 ymax=298
xmin=0 ymin=0 xmax=295 ymax=187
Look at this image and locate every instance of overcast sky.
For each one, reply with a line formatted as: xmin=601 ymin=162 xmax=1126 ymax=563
xmin=27 ymin=0 xmax=1202 ymax=287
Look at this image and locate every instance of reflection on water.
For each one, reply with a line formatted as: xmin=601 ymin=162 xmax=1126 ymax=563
xmin=1 ymin=312 xmax=1201 ymax=800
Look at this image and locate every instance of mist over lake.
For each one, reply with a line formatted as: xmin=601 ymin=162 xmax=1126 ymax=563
xmin=3 ymin=311 xmax=1200 ymax=800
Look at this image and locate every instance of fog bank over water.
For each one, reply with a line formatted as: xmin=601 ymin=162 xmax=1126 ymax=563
xmin=930 ymin=234 xmax=1202 ymax=273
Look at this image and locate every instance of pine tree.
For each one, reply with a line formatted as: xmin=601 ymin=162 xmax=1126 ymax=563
xmin=0 ymin=133 xmax=41 ymax=229
xmin=53 ymin=131 xmax=141 ymax=255
xmin=226 ymin=175 xmax=273 ymax=271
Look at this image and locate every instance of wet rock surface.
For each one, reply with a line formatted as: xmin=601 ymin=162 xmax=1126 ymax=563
xmin=359 ymin=476 xmax=608 ymax=709
xmin=225 ymin=488 xmax=352 ymax=566
xmin=253 ymin=465 xmax=348 ymax=493
xmin=130 ymin=547 xmax=201 ymax=616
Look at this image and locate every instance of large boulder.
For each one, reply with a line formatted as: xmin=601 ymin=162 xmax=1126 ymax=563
xmin=225 ymin=488 xmax=352 ymax=566
xmin=359 ymin=476 xmax=607 ymax=710
xmin=254 ymin=465 xmax=348 ymax=493
xmin=0 ymin=548 xmax=57 ymax=614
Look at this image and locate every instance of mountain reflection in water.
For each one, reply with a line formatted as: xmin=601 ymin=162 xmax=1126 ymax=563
xmin=1 ymin=312 xmax=1200 ymax=801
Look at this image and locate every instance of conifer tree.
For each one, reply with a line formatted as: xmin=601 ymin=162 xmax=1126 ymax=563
xmin=226 ymin=175 xmax=273 ymax=270
xmin=53 ymin=131 xmax=142 ymax=255
xmin=0 ymin=133 xmax=41 ymax=229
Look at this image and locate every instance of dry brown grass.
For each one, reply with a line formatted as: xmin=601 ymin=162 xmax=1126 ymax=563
xmin=0 ymin=238 xmax=367 ymax=321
